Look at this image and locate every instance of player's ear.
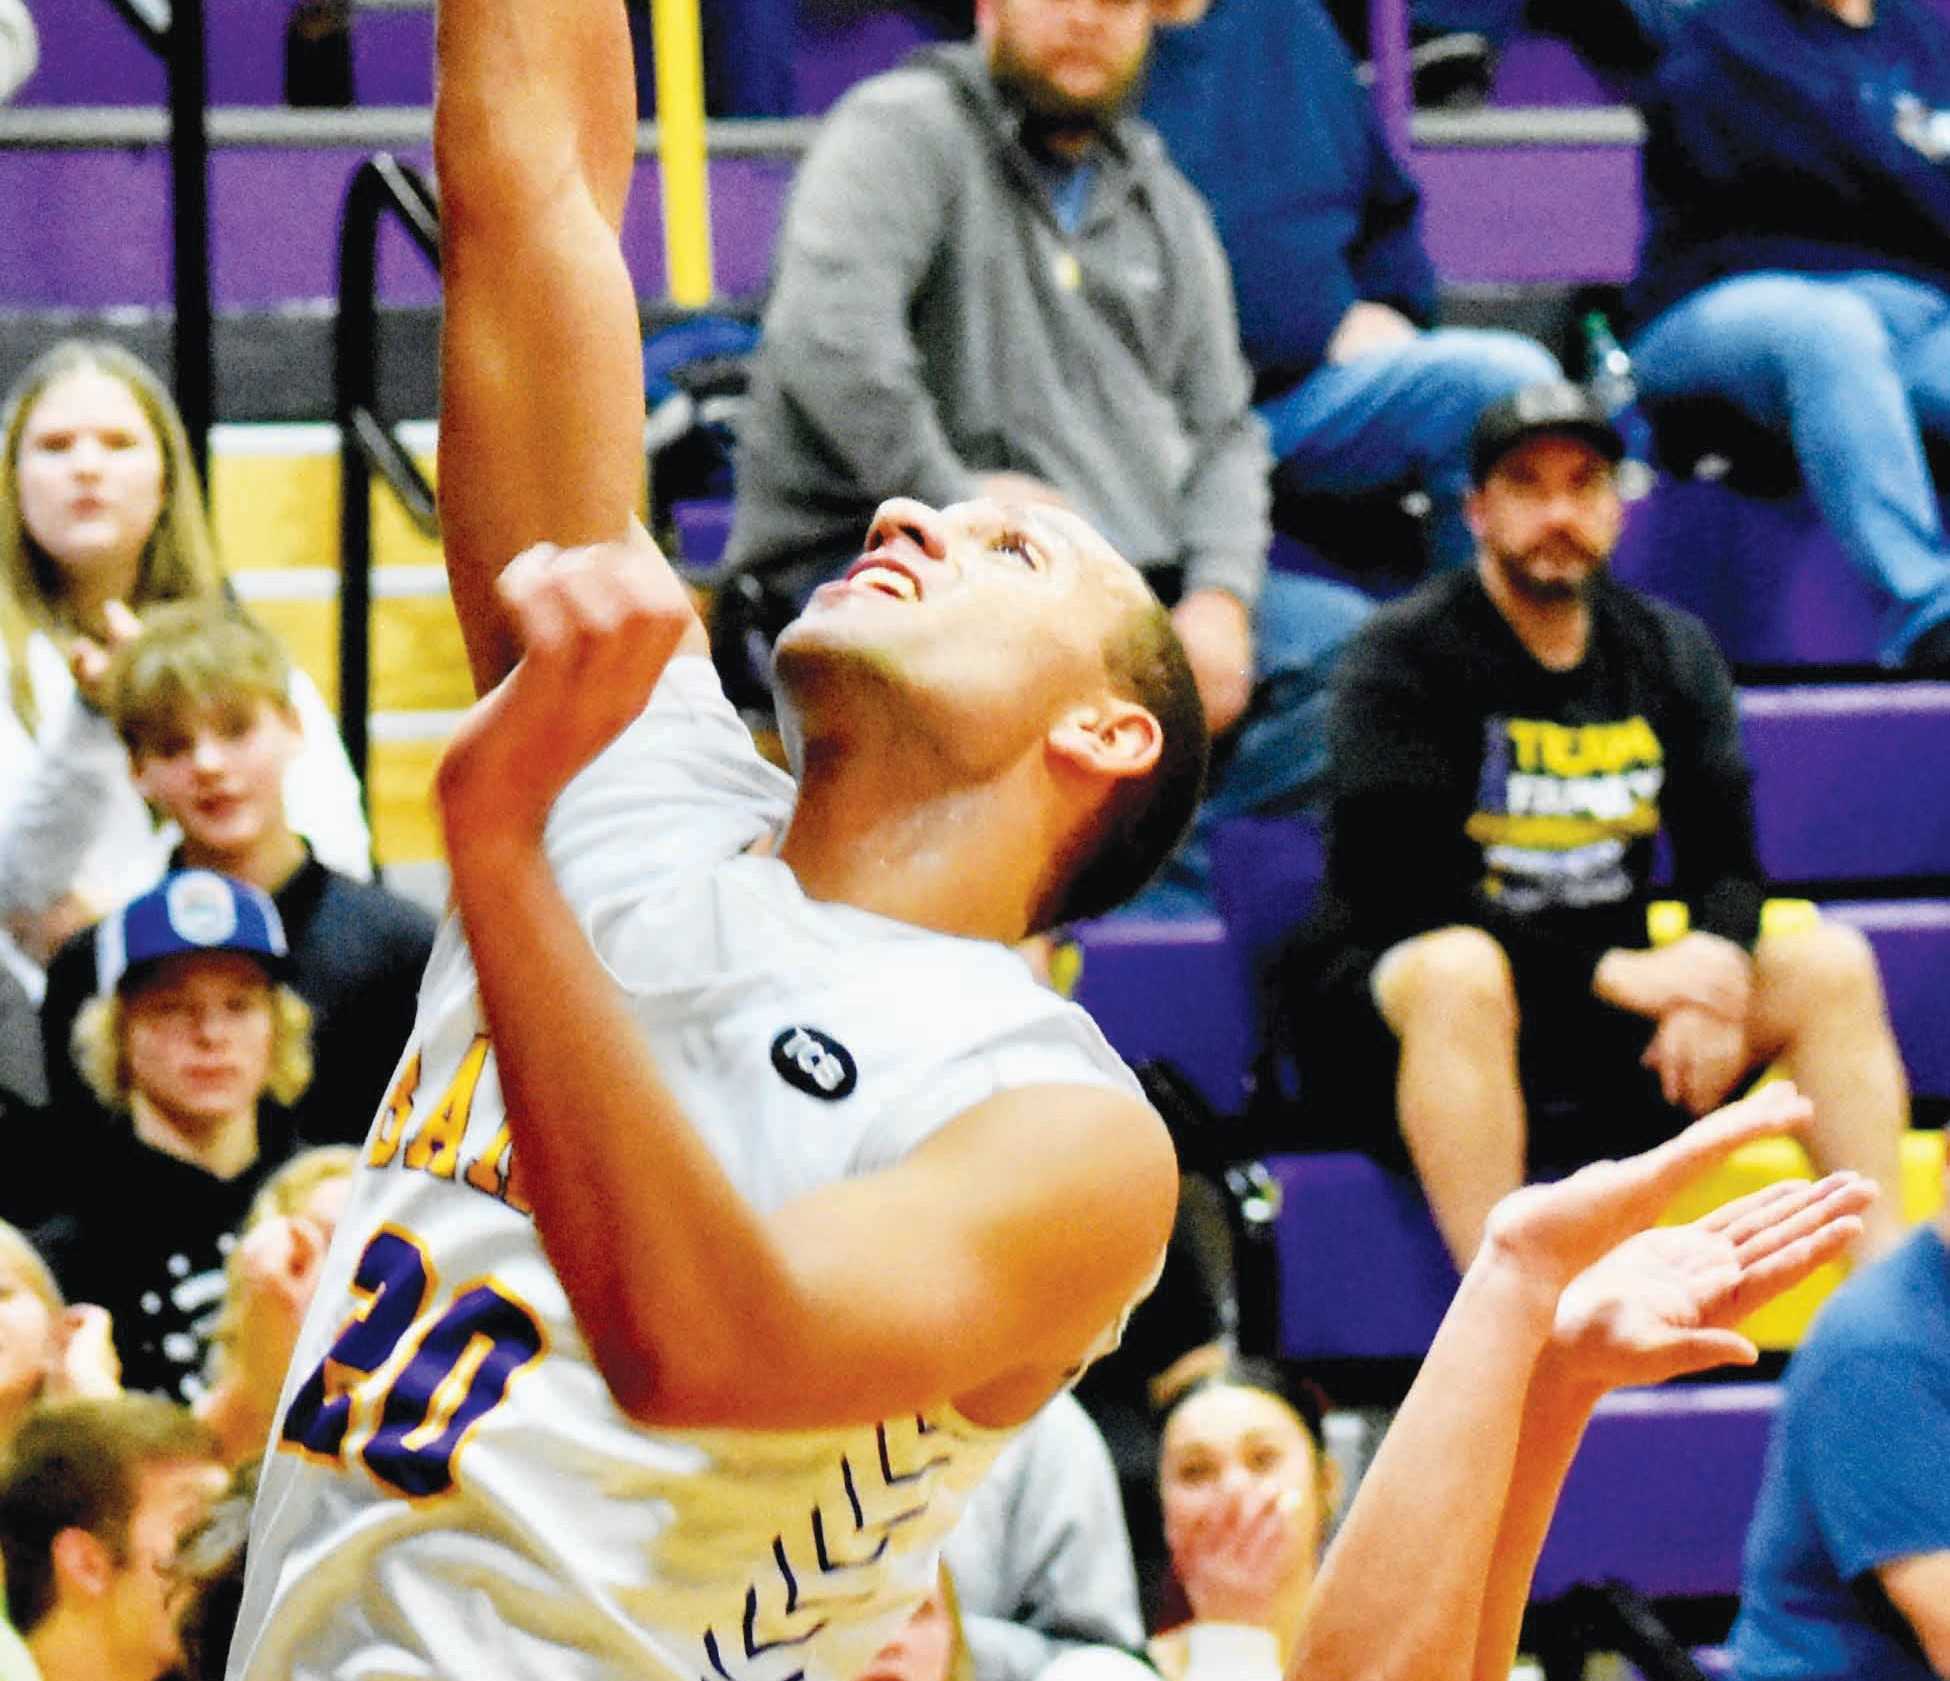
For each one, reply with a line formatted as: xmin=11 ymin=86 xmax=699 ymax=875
xmin=1463 ymin=485 xmax=1488 ymax=540
xmin=1048 ymin=698 xmax=1162 ymax=785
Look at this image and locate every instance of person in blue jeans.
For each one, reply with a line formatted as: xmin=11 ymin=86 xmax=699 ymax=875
xmin=1141 ymin=0 xmax=1563 ymax=579
xmin=1729 ymin=1154 xmax=1950 ymax=1679
xmin=1532 ymin=0 xmax=1950 ymax=672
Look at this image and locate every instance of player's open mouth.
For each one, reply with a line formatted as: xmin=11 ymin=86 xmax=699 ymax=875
xmin=842 ymin=554 xmax=924 ymax=601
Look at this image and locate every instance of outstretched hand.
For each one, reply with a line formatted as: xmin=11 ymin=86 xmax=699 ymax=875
xmin=1548 ymin=1169 xmax=1875 ymax=1391
xmin=435 ymin=521 xmax=702 ymax=844
xmin=1479 ymin=1081 xmax=1828 ymax=1299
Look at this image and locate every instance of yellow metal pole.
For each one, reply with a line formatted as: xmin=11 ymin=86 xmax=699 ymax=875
xmin=650 ymin=0 xmax=714 ymax=306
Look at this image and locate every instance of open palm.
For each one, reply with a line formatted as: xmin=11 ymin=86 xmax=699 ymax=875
xmin=1552 ymin=1171 xmax=1876 ymax=1388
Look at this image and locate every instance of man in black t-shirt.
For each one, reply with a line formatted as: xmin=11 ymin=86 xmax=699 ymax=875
xmin=1289 ymin=382 xmax=1910 ymax=1268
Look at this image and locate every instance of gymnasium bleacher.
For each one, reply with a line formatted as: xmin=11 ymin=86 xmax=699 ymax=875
xmin=5 ymin=4 xmax=1946 ymax=1673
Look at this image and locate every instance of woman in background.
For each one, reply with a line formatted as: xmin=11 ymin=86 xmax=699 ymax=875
xmin=0 ymin=340 xmax=368 ymax=987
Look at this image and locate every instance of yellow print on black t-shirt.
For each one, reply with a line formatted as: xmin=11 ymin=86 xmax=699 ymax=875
xmin=1464 ymin=715 xmax=1665 ymax=913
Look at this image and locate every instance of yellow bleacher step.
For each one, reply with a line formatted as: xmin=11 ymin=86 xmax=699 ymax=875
xmin=1659 ymin=1129 xmax=1946 ymax=1348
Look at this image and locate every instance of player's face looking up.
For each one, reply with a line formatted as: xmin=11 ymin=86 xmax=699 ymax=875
xmin=1468 ymin=435 xmax=1623 ymax=605
xmin=774 ymin=494 xmax=1162 ymax=774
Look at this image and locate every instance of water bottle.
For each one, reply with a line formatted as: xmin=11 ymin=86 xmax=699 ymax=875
xmin=1581 ymin=311 xmax=1653 ymax=498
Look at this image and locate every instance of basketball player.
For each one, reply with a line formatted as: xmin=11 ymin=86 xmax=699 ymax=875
xmin=222 ymin=0 xmax=1877 ymax=1676
xmin=224 ymin=1 xmax=1192 ymax=1677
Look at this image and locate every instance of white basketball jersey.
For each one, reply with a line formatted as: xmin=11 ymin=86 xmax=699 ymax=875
xmin=226 ymin=658 xmax=1151 ymax=1681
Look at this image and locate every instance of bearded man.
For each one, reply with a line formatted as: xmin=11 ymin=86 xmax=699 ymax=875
xmin=1279 ymin=382 xmax=1910 ymax=1269
xmin=724 ymin=0 xmax=1373 ymax=916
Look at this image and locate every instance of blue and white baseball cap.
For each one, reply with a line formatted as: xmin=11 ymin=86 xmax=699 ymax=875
xmin=95 ymin=870 xmax=291 ymax=996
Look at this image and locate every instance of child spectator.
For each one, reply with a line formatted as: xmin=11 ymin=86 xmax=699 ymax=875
xmin=36 ymin=603 xmax=435 ymax=1148
xmin=18 ymin=872 xmax=314 ymax=1402
xmin=0 ymin=1394 xmax=224 ymax=1681
xmin=0 ymin=341 xmax=369 ymax=992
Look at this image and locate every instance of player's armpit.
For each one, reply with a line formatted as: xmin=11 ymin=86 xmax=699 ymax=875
xmin=1879 ymin=1551 xmax=1950 ymax=1676
xmin=622 ymin=1084 xmax=1179 ymax=1434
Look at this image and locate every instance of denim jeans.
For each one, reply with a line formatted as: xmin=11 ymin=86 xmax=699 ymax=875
xmin=1119 ymin=569 xmax=1374 ymax=920
xmin=1629 ymin=269 xmax=1950 ymax=662
xmin=1256 ymin=328 xmax=1562 ymax=573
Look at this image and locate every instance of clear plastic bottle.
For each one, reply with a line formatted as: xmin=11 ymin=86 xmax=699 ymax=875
xmin=1582 ymin=311 xmax=1654 ymax=499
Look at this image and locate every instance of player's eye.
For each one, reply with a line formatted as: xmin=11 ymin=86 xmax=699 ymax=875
xmin=993 ymin=529 xmax=1042 ymax=568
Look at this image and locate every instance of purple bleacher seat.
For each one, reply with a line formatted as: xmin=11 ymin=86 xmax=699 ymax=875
xmin=0 ymin=149 xmax=796 ymax=314
xmin=1411 ymin=144 xmax=1640 ymax=286
xmin=1209 ymin=812 xmax=1326 ymax=1024
xmin=1531 ymin=1383 xmax=1780 ymax=1601
xmin=352 ymin=8 xmax=435 ymax=106
xmin=1739 ymin=685 xmax=1950 ymax=880
xmin=1265 ymin=1151 xmax=1458 ymax=1360
xmin=1826 ymin=901 xmax=1950 ymax=1098
xmin=670 ymin=499 xmax=735 ymax=577
xmin=1486 ymin=34 xmax=1619 ymax=107
xmin=1611 ymin=476 xmax=1950 ymax=668
xmin=14 ymin=1 xmax=164 ymax=105
xmin=1068 ymin=916 xmax=1253 ymax=1115
xmin=791 ymin=8 xmax=935 ymax=115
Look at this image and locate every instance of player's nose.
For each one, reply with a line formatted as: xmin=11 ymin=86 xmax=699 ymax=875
xmin=863 ymin=498 xmax=950 ymax=564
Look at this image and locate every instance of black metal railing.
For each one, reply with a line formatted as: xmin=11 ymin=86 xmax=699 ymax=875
xmin=335 ymin=152 xmax=441 ymax=789
xmin=106 ymin=0 xmax=212 ymax=490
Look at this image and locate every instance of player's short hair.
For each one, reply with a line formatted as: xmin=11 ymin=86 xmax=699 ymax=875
xmin=1041 ymin=597 xmax=1209 ymax=929
xmin=72 ymin=970 xmax=313 ymax=1115
xmin=106 ymin=600 xmax=294 ymax=761
xmin=0 ymin=1395 xmax=217 ymax=1635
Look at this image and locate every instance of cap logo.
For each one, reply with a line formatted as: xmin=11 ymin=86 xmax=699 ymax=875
xmin=165 ymin=871 xmax=241 ymax=947
xmin=770 ymin=1026 xmax=858 ymax=1102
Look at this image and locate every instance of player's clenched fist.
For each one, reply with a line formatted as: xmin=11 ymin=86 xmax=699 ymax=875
xmin=436 ymin=521 xmax=701 ymax=842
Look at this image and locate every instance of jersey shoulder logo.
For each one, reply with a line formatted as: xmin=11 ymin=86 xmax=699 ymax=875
xmin=770 ymin=1026 xmax=858 ymax=1101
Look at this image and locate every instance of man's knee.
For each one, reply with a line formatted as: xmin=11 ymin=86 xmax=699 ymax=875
xmin=1758 ymin=919 xmax=1887 ymax=1018
xmin=1374 ymin=925 xmax=1518 ymax=1037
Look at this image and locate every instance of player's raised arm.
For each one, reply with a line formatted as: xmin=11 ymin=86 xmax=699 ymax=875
xmin=1291 ymin=1085 xmax=1874 ymax=1681
xmin=434 ymin=0 xmax=703 ymax=693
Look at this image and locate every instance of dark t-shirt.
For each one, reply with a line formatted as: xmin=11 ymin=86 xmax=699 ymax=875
xmin=1309 ymin=568 xmax=1764 ymax=995
xmin=40 ymin=851 xmax=436 ymax=1148
xmin=16 ymin=1104 xmax=305 ymax=1402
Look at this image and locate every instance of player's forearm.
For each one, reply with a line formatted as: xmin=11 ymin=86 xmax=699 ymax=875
xmin=445 ymin=827 xmax=800 ymax=1425
xmin=433 ymin=0 xmax=635 ymax=233
xmin=1469 ymin=1353 xmax=1604 ymax=1681
xmin=1291 ymin=1256 xmax=1556 ymax=1681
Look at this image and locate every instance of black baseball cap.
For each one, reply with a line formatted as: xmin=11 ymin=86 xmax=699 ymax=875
xmin=1470 ymin=381 xmax=1626 ymax=485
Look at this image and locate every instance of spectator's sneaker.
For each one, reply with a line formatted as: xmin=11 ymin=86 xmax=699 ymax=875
xmin=1410 ymin=29 xmax=1495 ymax=108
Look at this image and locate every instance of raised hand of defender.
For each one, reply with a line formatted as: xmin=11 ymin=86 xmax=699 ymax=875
xmin=1480 ymin=1081 xmax=1830 ymax=1298
xmin=1548 ymin=1170 xmax=1875 ymax=1391
xmin=436 ymin=521 xmax=698 ymax=840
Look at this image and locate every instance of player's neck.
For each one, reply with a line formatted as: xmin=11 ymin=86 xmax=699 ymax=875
xmin=27 ymin=1606 xmax=142 ymax=1681
xmin=780 ymin=750 xmax=1048 ymax=942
